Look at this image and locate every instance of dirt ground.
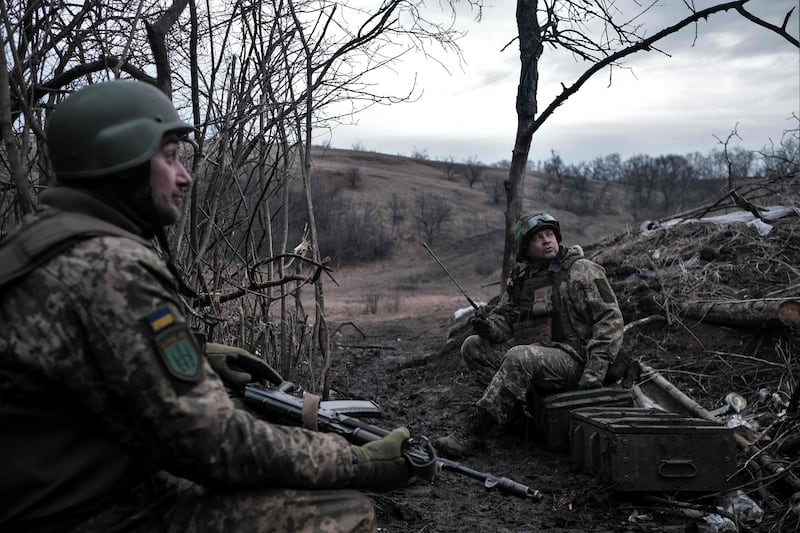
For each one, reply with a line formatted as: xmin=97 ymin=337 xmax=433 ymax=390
xmin=329 ymin=314 xmax=634 ymax=533
xmin=323 ymin=211 xmax=800 ymax=533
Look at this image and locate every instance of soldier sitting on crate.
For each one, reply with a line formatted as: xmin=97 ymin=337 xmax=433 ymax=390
xmin=434 ymin=212 xmax=625 ymax=458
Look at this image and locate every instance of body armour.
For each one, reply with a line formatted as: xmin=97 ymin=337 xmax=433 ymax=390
xmin=508 ymin=251 xmax=580 ymax=350
xmin=484 ymin=244 xmax=624 ymax=371
xmin=0 ymin=209 xmax=148 ymax=291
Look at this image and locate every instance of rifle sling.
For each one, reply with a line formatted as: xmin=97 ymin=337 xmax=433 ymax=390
xmin=302 ymin=391 xmax=321 ymax=431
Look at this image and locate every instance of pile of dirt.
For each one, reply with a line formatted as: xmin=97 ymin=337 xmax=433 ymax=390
xmin=330 ymin=204 xmax=800 ymax=532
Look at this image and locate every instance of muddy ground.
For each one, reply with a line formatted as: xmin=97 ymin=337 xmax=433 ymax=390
xmin=325 ymin=213 xmax=800 ymax=533
xmin=330 ymin=316 xmax=633 ymax=533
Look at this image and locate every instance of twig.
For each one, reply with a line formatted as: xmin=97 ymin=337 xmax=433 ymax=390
xmin=334 ymin=344 xmax=397 ymax=351
xmin=623 ymin=314 xmax=666 ymax=333
xmin=331 ymin=321 xmax=367 ymax=339
xmin=707 ymin=350 xmax=788 ymax=369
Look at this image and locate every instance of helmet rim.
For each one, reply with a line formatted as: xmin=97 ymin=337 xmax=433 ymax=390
xmin=46 ymin=80 xmax=193 ymax=181
xmin=515 ymin=212 xmax=561 ymax=261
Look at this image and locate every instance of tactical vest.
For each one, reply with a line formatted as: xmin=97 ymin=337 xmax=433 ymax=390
xmin=508 ymin=254 xmax=581 ymax=352
xmin=0 ymin=209 xmax=149 ymax=291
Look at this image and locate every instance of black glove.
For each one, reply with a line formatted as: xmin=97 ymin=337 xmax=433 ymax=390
xmin=206 ymin=343 xmax=283 ymax=387
xmin=402 ymin=437 xmax=440 ymax=482
xmin=350 ymin=427 xmax=412 ymax=492
xmin=470 ymin=317 xmax=493 ymax=339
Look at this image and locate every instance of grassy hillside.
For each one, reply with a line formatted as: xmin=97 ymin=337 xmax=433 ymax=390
xmin=306 ymin=146 xmax=635 ymax=325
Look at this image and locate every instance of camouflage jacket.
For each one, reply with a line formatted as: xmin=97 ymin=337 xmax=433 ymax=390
xmin=0 ymin=187 xmax=356 ymax=525
xmin=484 ymin=244 xmax=624 ymax=367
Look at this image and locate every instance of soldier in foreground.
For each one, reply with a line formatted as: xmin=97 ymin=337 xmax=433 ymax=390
xmin=0 ymin=80 xmax=414 ymax=532
xmin=434 ymin=212 xmax=625 ymax=458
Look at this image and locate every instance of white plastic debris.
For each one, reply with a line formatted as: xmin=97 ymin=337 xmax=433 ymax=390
xmin=639 ymin=205 xmax=798 ymax=236
xmin=679 ymin=508 xmax=737 ymax=532
xmin=725 ymin=414 xmax=759 ymax=432
xmin=626 ymin=509 xmax=653 ymax=524
xmin=719 ymin=490 xmax=764 ymax=525
xmin=452 ymin=303 xmax=486 ymax=321
xmin=747 ymin=218 xmax=773 ymax=236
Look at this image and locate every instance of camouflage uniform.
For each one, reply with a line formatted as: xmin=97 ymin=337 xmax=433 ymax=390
xmin=462 ymin=244 xmax=624 ymax=424
xmin=0 ymin=188 xmax=374 ymax=532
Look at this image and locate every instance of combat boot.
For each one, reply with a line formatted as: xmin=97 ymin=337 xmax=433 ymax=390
xmin=433 ymin=407 xmax=494 ymax=458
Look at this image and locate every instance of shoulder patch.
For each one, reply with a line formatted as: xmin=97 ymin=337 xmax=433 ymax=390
xmin=145 ymin=304 xmax=202 ymax=382
xmin=594 ymin=278 xmax=616 ymax=304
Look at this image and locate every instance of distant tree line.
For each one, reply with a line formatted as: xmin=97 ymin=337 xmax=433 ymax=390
xmin=525 ymin=132 xmax=799 ymax=219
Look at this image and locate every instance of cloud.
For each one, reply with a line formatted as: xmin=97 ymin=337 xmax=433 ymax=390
xmin=328 ymin=0 xmax=799 ymax=165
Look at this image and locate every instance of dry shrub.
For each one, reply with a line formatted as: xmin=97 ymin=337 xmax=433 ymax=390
xmin=393 ymin=281 xmax=420 ymax=291
xmin=474 ymin=260 xmax=495 ymax=277
xmin=359 ymin=293 xmax=403 ymax=315
xmin=383 ymin=293 xmax=402 ymax=313
xmin=363 ymin=294 xmax=380 ymax=314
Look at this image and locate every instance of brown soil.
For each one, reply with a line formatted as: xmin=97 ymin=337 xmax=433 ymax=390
xmin=325 ymin=212 xmax=800 ymax=533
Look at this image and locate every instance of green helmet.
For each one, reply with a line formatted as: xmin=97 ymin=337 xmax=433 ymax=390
xmin=514 ymin=212 xmax=561 ymax=259
xmin=46 ymin=80 xmax=194 ymax=180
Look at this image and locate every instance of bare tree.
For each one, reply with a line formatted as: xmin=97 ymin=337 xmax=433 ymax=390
xmin=386 ymin=193 xmax=407 ymax=234
xmin=499 ymin=0 xmax=799 ymax=285
xmin=345 ymin=167 xmax=362 ymax=189
xmin=411 ymin=147 xmax=430 ymax=160
xmin=441 ymin=156 xmax=459 ymax=181
xmin=0 ymin=0 xmax=475 ymax=392
xmin=760 ymin=122 xmax=800 ymax=178
xmin=481 ymin=173 xmax=506 ymax=204
xmin=413 ymin=193 xmax=453 ymax=244
xmin=462 ymin=155 xmax=484 ymax=188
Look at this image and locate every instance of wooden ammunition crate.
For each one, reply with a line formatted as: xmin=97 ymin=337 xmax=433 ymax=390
xmin=531 ymin=386 xmax=633 ymax=452
xmin=570 ymin=407 xmax=737 ymax=492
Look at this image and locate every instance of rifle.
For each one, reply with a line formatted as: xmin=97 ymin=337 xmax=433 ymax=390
xmin=243 ymin=382 xmax=542 ymax=500
xmin=422 ymin=242 xmax=486 ymax=319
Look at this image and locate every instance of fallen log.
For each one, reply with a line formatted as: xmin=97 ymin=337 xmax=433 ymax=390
xmin=676 ymin=298 xmax=800 ymax=329
xmin=637 ymin=363 xmax=725 ymax=427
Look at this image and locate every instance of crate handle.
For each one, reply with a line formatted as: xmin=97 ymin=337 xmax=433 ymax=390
xmin=658 ymin=459 xmax=697 ymax=479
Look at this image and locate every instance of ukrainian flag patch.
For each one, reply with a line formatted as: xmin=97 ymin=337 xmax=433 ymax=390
xmin=145 ymin=304 xmax=202 ymax=382
xmin=148 ymin=305 xmax=176 ymax=332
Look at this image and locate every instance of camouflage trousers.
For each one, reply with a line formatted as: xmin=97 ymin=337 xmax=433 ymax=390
xmin=66 ymin=474 xmax=376 ymax=533
xmin=460 ymin=335 xmax=517 ymax=386
xmin=461 ymin=335 xmax=582 ymax=424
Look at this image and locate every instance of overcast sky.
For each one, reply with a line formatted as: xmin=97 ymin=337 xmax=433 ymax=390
xmin=324 ymin=0 xmax=799 ymax=166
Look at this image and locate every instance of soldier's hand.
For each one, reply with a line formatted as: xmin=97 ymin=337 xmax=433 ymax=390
xmin=350 ymin=427 xmax=412 ymax=492
xmin=577 ymin=359 xmax=607 ymax=389
xmin=206 ymin=343 xmax=283 ymax=387
xmin=403 ymin=437 xmax=440 ymax=482
xmin=470 ymin=317 xmax=493 ymax=339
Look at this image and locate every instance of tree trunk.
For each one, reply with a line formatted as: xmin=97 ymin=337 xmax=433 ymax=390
xmin=677 ymin=298 xmax=800 ymax=329
xmin=0 ymin=23 xmax=34 ymax=217
xmin=501 ymin=0 xmax=543 ymax=288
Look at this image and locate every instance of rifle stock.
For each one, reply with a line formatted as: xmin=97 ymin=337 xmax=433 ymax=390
xmin=243 ymin=383 xmax=542 ymax=500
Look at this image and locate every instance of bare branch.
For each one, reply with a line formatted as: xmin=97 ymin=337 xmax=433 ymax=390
xmin=532 ymin=1 xmax=753 ymax=134
xmin=736 ymin=5 xmax=799 ymax=47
